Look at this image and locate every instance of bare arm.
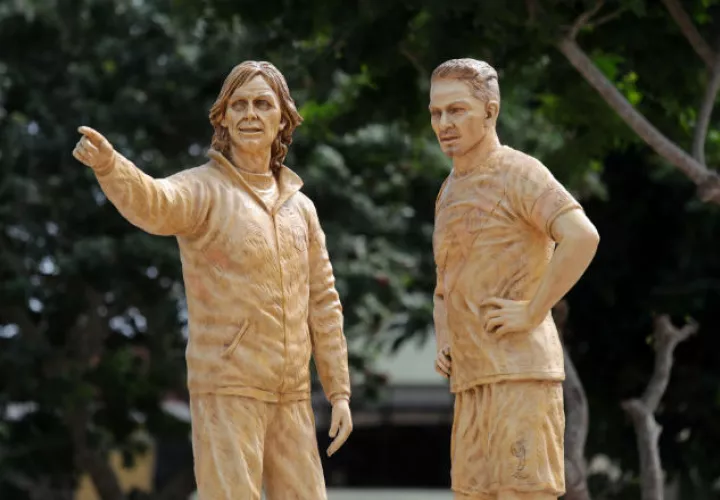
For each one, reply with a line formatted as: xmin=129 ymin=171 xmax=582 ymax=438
xmin=73 ymin=126 xmax=208 ymax=237
xmin=433 ymin=276 xmax=450 ymax=352
xmin=527 ymin=209 xmax=599 ymax=324
xmin=483 ymin=162 xmax=599 ymax=337
xmin=432 ymin=177 xmax=452 ymax=377
xmin=484 ymin=209 xmax=599 ymax=336
xmin=433 ymin=276 xmax=452 ymax=378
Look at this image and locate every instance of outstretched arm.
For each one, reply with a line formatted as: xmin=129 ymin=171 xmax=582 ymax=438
xmin=73 ymin=126 xmax=209 ymax=237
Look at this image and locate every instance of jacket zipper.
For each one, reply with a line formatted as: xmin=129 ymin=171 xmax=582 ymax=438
xmin=273 ymin=212 xmax=288 ymax=394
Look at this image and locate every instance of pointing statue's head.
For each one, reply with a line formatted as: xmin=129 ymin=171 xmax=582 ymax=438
xmin=209 ymin=61 xmax=303 ymax=174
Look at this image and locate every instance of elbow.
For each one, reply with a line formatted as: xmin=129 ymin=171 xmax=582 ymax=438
xmin=575 ymin=222 xmax=600 ymax=257
xmin=561 ymin=221 xmax=599 ymax=256
xmin=584 ymin=222 xmax=600 ymax=248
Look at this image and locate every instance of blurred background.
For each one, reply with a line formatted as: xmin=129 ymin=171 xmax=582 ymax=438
xmin=1 ymin=0 xmax=720 ymax=498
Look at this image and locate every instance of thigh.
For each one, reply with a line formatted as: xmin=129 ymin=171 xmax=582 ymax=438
xmin=190 ymin=394 xmax=268 ymax=500
xmin=451 ymin=385 xmax=493 ymax=495
xmin=263 ymin=399 xmax=327 ymax=500
xmin=496 ymin=381 xmax=564 ymax=495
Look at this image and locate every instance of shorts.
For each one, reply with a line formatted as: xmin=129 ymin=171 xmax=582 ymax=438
xmin=451 ymin=380 xmax=565 ymax=497
xmin=190 ymin=394 xmax=326 ymax=500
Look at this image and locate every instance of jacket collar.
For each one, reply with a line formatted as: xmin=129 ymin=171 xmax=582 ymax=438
xmin=207 ymin=148 xmax=304 ymax=214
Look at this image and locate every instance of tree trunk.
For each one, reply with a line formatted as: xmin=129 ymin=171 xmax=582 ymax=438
xmin=553 ymin=301 xmax=593 ymax=500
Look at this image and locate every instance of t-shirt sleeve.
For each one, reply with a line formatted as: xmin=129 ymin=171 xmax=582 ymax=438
xmin=508 ymin=160 xmax=582 ymax=238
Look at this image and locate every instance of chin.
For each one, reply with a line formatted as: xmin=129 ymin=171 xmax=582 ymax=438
xmin=441 ymin=146 xmax=462 ymax=158
xmin=234 ymin=138 xmax=271 ymax=152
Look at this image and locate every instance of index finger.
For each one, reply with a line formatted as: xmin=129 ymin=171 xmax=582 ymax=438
xmin=480 ymin=297 xmax=506 ymax=309
xmin=77 ymin=126 xmax=106 ymax=147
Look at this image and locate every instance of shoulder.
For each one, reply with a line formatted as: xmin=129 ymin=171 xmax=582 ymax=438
xmin=293 ymin=191 xmax=320 ymax=221
xmin=294 ymin=191 xmax=315 ymax=209
xmin=167 ymin=162 xmax=220 ymax=185
xmin=497 ymin=146 xmax=554 ymax=187
xmin=435 ymin=174 xmax=451 ymax=207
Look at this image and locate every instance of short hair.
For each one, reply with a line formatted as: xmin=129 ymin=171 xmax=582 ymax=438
xmin=431 ymin=58 xmax=500 ymax=104
xmin=209 ymin=61 xmax=303 ymax=175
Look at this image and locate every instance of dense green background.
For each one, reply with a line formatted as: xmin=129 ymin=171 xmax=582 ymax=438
xmin=1 ymin=0 xmax=719 ymax=498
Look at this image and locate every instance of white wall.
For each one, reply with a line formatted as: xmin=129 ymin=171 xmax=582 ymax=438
xmin=370 ymin=338 xmax=442 ymax=386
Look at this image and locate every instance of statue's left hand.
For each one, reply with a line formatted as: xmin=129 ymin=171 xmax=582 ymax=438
xmin=327 ymin=398 xmax=352 ymax=457
xmin=481 ymin=297 xmax=542 ymax=338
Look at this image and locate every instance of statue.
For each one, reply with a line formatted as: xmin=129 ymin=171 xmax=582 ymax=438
xmin=429 ymin=58 xmax=600 ymax=500
xmin=72 ymin=61 xmax=353 ymax=500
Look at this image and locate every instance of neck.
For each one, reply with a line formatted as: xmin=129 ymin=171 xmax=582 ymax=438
xmin=452 ymin=129 xmax=501 ymax=176
xmin=229 ymin=145 xmax=272 ymax=175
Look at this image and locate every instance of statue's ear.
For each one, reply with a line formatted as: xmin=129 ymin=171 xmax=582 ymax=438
xmin=485 ymin=100 xmax=499 ymax=123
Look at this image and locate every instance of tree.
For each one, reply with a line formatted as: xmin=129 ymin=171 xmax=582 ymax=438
xmin=556 ymin=0 xmax=720 ymax=205
xmin=3 ymin=0 xmax=720 ymax=498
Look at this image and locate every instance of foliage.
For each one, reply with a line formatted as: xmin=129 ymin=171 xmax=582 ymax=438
xmin=1 ymin=0 xmax=720 ymax=497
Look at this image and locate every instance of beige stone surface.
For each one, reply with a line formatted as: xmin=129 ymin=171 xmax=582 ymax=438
xmin=451 ymin=381 xmax=564 ymax=497
xmin=428 ymin=59 xmax=600 ymax=500
xmin=433 ymin=144 xmax=581 ymax=392
xmin=73 ymin=60 xmax=353 ymax=498
xmin=191 ymin=394 xmax=326 ymax=500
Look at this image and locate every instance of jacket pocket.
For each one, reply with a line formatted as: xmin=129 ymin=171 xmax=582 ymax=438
xmin=221 ymin=321 xmax=250 ymax=359
xmin=290 ymin=223 xmax=308 ymax=254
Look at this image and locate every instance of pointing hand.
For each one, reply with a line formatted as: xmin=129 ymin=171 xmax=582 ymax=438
xmin=73 ymin=126 xmax=115 ymax=170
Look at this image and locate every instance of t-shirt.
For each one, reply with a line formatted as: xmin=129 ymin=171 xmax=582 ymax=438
xmin=433 ymin=145 xmax=582 ymax=392
xmin=237 ymin=168 xmax=279 ymax=210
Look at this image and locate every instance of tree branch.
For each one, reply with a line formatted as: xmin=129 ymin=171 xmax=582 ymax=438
xmin=65 ymin=287 xmax=124 ymax=500
xmin=66 ymin=287 xmax=109 ymax=368
xmin=563 ymin=348 xmax=593 ymax=500
xmin=592 ymin=7 xmax=626 ymax=29
xmin=568 ymin=0 xmax=605 ymax=40
xmin=556 ymin=36 xmax=720 ymax=204
xmin=660 ymin=0 xmax=716 ymax=69
xmin=621 ymin=315 xmax=697 ymax=500
xmin=553 ymin=301 xmax=593 ymax=500
xmin=399 ymin=44 xmax=426 ymax=77
xmin=692 ymin=41 xmax=720 ymax=164
xmin=525 ymin=0 xmax=540 ymax=24
xmin=67 ymin=407 xmax=125 ymax=500
xmin=641 ymin=315 xmax=697 ymax=412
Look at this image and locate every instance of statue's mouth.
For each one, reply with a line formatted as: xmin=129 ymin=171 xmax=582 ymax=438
xmin=440 ymin=135 xmax=459 ymax=143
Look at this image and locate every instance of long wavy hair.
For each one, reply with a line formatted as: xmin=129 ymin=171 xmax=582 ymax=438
xmin=209 ymin=61 xmax=303 ymax=175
